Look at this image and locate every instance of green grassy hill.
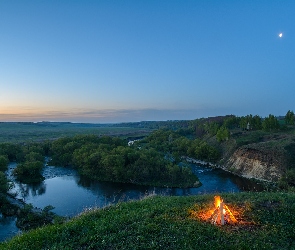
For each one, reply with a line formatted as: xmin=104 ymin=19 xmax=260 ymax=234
xmin=1 ymin=192 xmax=295 ymax=249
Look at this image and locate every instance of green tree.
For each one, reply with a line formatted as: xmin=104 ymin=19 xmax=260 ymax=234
xmin=285 ymin=110 xmax=295 ymax=125
xmin=13 ymin=161 xmax=44 ymax=183
xmin=239 ymin=116 xmax=248 ymax=130
xmin=204 ymin=122 xmax=220 ymax=136
xmin=216 ymin=126 xmax=230 ymax=142
xmin=194 ymin=141 xmax=220 ymax=162
xmin=262 ymin=114 xmax=280 ymax=131
xmin=172 ymin=137 xmax=191 ymax=156
xmin=0 ymin=143 xmax=22 ymax=161
xmin=25 ymin=152 xmax=44 ymax=163
xmin=0 ymin=172 xmax=9 ymax=194
xmin=239 ymin=114 xmax=262 ymax=130
xmin=252 ymin=115 xmax=262 ymax=130
xmin=0 ymin=155 xmax=9 ymax=172
xmin=223 ymin=116 xmax=239 ymax=129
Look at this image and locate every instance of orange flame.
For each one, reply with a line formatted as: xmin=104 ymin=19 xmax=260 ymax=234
xmin=192 ymin=196 xmax=239 ymax=225
xmin=224 ymin=204 xmax=238 ymax=223
xmin=214 ymin=196 xmax=222 ymax=208
xmin=211 ymin=196 xmax=237 ymax=225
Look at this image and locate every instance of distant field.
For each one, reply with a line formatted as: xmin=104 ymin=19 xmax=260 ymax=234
xmin=0 ymin=122 xmax=152 ymax=143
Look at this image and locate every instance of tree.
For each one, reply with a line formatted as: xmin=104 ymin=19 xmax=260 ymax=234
xmin=252 ymin=115 xmax=262 ymax=130
xmin=0 ymin=143 xmax=22 ymax=161
xmin=204 ymin=122 xmax=220 ymax=136
xmin=0 ymin=172 xmax=9 ymax=194
xmin=25 ymin=152 xmax=44 ymax=162
xmin=239 ymin=114 xmax=262 ymax=130
xmin=239 ymin=116 xmax=248 ymax=130
xmin=285 ymin=110 xmax=295 ymax=125
xmin=262 ymin=114 xmax=280 ymax=131
xmin=216 ymin=126 xmax=230 ymax=142
xmin=13 ymin=161 xmax=44 ymax=183
xmin=223 ymin=116 xmax=239 ymax=129
xmin=0 ymin=155 xmax=9 ymax=172
xmin=194 ymin=141 xmax=220 ymax=162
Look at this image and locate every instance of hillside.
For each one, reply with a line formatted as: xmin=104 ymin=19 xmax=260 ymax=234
xmin=1 ymin=192 xmax=295 ymax=249
xmin=218 ymin=129 xmax=295 ymax=184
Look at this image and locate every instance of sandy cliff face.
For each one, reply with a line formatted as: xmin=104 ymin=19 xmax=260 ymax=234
xmin=224 ymin=147 xmax=286 ymax=182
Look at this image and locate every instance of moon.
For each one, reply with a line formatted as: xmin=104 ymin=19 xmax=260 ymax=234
xmin=279 ymin=33 xmax=283 ymax=38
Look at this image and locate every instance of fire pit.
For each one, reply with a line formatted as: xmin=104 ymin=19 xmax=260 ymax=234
xmin=192 ymin=195 xmax=239 ymax=226
xmin=209 ymin=196 xmax=237 ymax=225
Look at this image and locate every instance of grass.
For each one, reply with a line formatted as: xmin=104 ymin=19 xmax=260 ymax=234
xmin=233 ymin=130 xmax=268 ymax=147
xmin=0 ymin=122 xmax=151 ymax=143
xmin=232 ymin=128 xmax=295 ymax=147
xmin=1 ymin=192 xmax=295 ymax=249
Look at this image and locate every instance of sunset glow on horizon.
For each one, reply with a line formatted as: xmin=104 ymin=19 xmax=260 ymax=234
xmin=1 ymin=1 xmax=294 ymax=123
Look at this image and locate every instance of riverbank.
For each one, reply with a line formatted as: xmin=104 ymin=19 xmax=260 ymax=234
xmin=184 ymin=156 xmax=219 ymax=168
xmin=2 ymin=194 xmax=56 ymax=231
xmin=184 ymin=156 xmax=276 ymax=188
xmin=5 ymin=195 xmax=43 ymax=214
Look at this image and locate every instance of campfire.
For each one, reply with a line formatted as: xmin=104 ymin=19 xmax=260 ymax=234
xmin=209 ymin=196 xmax=237 ymax=225
xmin=193 ymin=195 xmax=238 ymax=226
xmin=189 ymin=195 xmax=259 ymax=232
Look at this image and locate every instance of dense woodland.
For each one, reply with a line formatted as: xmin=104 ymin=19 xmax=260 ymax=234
xmin=49 ymin=135 xmax=198 ymax=188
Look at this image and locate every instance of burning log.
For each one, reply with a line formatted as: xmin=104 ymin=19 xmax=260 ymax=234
xmin=210 ymin=196 xmax=237 ymax=225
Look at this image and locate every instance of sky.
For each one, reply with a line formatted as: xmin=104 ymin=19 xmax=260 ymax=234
xmin=0 ymin=0 xmax=294 ymax=123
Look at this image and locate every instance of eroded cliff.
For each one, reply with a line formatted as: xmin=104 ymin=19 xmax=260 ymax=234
xmin=224 ymin=146 xmax=287 ymax=182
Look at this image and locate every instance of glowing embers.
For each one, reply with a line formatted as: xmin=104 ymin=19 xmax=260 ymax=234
xmin=210 ymin=196 xmax=237 ymax=225
xmin=191 ymin=196 xmax=257 ymax=231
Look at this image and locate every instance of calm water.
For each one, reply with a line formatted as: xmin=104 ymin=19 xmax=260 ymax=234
xmin=0 ymin=162 xmax=264 ymax=241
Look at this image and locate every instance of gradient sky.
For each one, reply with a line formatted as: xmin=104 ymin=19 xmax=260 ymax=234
xmin=0 ymin=1 xmax=294 ymax=123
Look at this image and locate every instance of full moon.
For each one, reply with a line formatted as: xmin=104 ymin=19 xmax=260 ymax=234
xmin=279 ymin=33 xmax=283 ymax=38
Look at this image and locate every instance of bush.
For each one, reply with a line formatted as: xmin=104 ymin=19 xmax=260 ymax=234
xmin=13 ymin=161 xmax=44 ymax=183
xmin=0 ymin=155 xmax=9 ymax=172
xmin=0 ymin=172 xmax=9 ymax=194
xmin=216 ymin=126 xmax=230 ymax=142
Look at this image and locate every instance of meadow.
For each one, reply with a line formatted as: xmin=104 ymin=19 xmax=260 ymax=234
xmin=0 ymin=122 xmax=151 ymax=143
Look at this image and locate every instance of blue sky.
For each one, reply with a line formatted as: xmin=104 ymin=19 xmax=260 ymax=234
xmin=0 ymin=0 xmax=294 ymax=123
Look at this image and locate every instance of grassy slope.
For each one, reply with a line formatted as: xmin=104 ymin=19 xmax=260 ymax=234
xmin=1 ymin=192 xmax=295 ymax=250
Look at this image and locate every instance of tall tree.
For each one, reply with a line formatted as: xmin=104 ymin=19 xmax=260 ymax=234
xmin=285 ymin=110 xmax=295 ymax=125
xmin=223 ymin=116 xmax=239 ymax=129
xmin=0 ymin=172 xmax=9 ymax=194
xmin=252 ymin=115 xmax=262 ymax=130
xmin=262 ymin=114 xmax=280 ymax=131
xmin=0 ymin=155 xmax=8 ymax=172
xmin=216 ymin=126 xmax=230 ymax=142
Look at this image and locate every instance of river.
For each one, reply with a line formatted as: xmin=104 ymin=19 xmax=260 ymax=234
xmin=0 ymin=162 xmax=264 ymax=242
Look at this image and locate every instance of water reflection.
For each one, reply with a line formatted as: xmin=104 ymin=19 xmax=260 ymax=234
xmin=14 ymin=182 xmax=46 ymax=201
xmin=230 ymin=175 xmax=264 ymax=191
